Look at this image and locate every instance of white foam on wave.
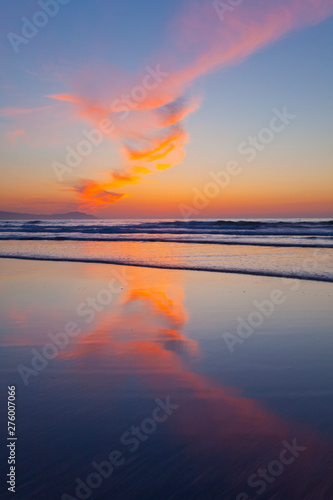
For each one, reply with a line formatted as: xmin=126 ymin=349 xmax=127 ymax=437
xmin=0 ymin=252 xmax=332 ymax=283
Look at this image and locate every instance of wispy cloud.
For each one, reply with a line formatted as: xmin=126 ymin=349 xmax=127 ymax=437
xmin=6 ymin=129 xmax=26 ymax=145
xmin=0 ymin=106 xmax=52 ymax=117
xmin=69 ymin=179 xmax=129 ymax=213
xmin=48 ymin=0 xmax=333 ymax=212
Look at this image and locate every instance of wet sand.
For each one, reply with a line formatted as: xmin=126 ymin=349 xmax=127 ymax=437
xmin=0 ymin=258 xmax=333 ymax=499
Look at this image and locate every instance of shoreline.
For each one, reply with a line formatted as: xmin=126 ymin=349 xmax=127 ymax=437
xmin=1 ymin=254 xmax=333 ymax=283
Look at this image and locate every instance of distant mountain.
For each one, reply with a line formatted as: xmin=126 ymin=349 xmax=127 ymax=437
xmin=0 ymin=211 xmax=97 ymax=220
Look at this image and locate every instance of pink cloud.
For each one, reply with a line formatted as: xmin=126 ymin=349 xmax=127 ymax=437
xmin=6 ymin=129 xmax=25 ymax=145
xmin=47 ymin=0 xmax=333 ymax=211
xmin=0 ymin=106 xmax=52 ymax=117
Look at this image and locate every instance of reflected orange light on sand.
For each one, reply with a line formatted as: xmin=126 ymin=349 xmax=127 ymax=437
xmin=58 ymin=264 xmax=198 ymax=363
xmin=1 ymin=260 xmax=332 ymax=497
xmin=54 ymin=268 xmax=333 ymax=497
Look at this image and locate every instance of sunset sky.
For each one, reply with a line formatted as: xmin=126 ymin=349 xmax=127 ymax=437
xmin=1 ymin=0 xmax=333 ymax=218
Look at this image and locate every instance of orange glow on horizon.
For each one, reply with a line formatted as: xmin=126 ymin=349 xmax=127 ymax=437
xmin=43 ymin=0 xmax=333 ymax=214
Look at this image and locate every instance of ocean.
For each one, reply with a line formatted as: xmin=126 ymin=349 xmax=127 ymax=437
xmin=1 ymin=218 xmax=333 ymax=281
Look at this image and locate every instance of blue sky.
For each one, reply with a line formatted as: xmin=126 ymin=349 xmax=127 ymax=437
xmin=0 ymin=0 xmax=332 ymax=217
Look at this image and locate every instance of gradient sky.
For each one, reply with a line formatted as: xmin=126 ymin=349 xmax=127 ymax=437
xmin=0 ymin=0 xmax=332 ymax=218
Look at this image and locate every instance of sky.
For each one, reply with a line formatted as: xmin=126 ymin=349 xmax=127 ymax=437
xmin=0 ymin=0 xmax=332 ymax=218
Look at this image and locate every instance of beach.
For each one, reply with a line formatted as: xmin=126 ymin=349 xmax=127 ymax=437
xmin=2 ymin=0 xmax=333 ymax=496
xmin=1 ymin=256 xmax=332 ymax=499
